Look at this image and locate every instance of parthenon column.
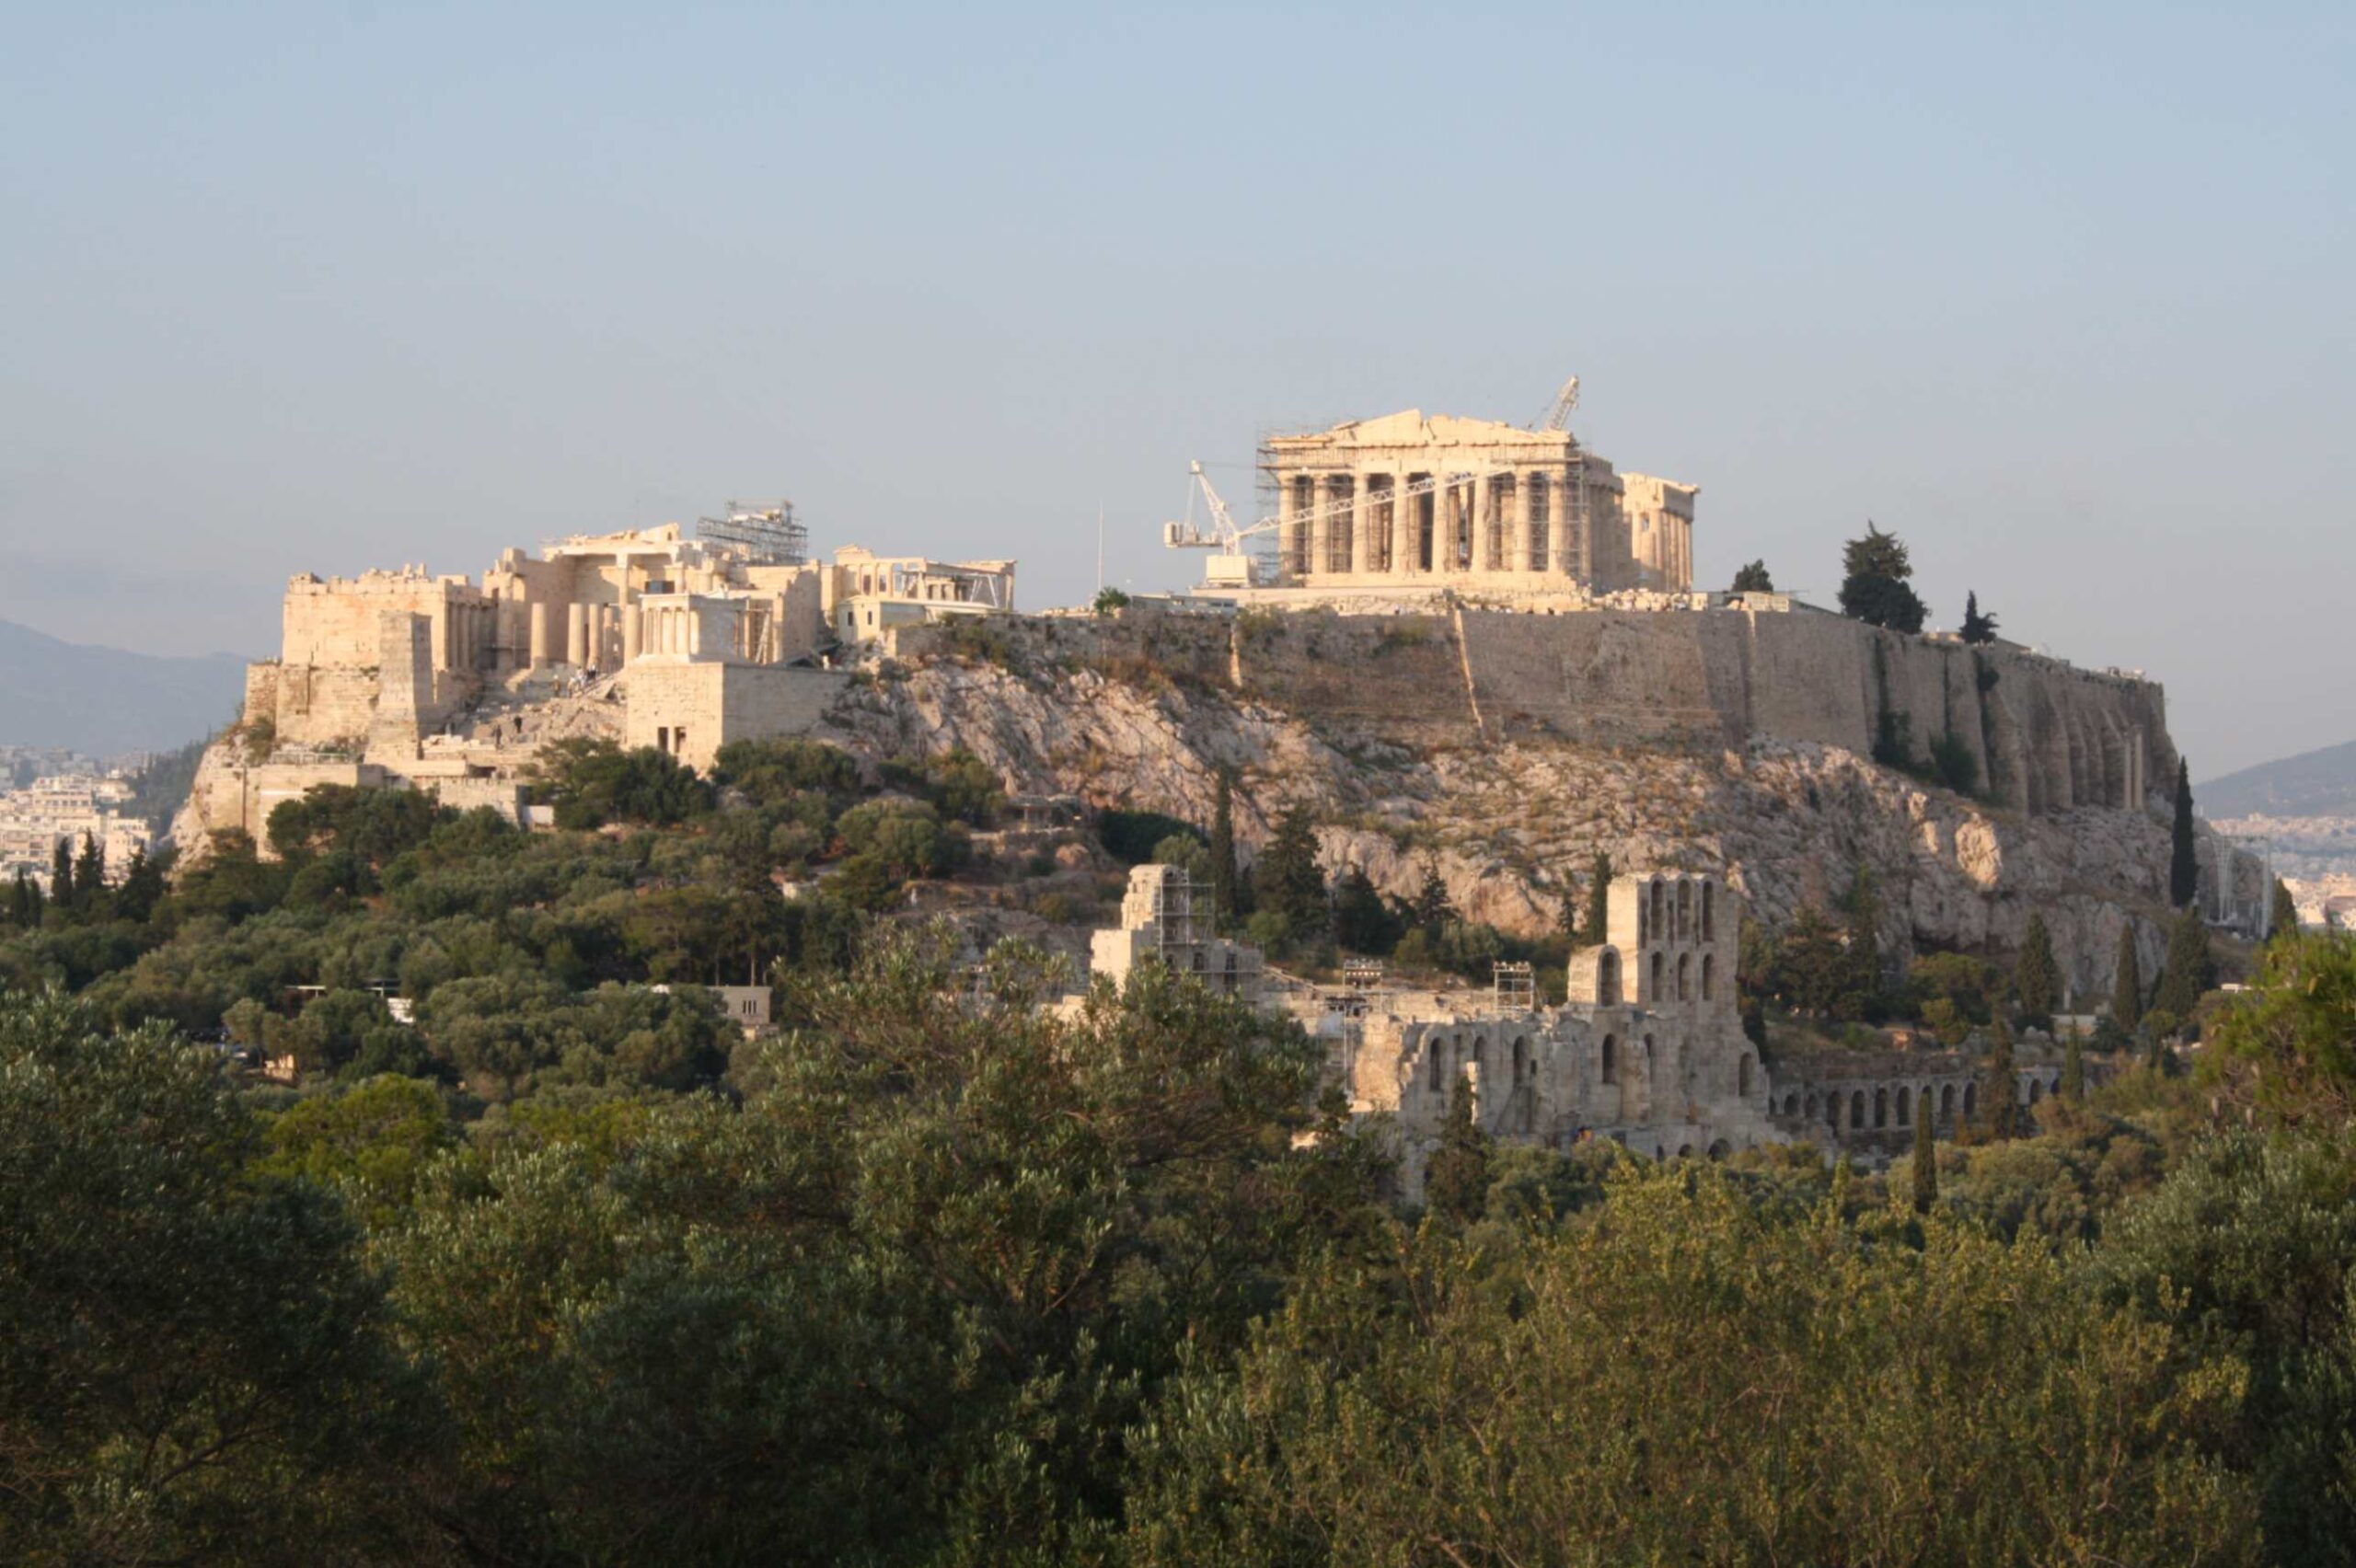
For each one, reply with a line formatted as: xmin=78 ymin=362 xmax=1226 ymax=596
xmin=1277 ymin=476 xmax=1300 ymax=584
xmin=1385 ymin=473 xmax=1403 ymax=583
xmin=1515 ymin=473 xmax=1535 ymax=573
xmin=622 ymin=602 xmax=641 ymax=664
xmin=1307 ymin=478 xmax=1330 ymax=582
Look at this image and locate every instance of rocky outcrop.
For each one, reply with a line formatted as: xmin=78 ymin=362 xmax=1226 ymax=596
xmin=822 ymin=634 xmax=2188 ymax=1004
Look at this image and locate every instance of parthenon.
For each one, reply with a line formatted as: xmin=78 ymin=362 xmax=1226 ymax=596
xmin=1260 ymin=409 xmax=1696 ymax=594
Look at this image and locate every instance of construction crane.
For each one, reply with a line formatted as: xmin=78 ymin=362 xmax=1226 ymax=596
xmin=1162 ymin=461 xmax=1276 ymax=589
xmin=1538 ymin=374 xmax=1580 ymax=432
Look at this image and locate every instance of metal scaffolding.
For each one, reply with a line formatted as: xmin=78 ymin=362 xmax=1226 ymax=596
xmin=697 ymin=500 xmax=807 ymax=565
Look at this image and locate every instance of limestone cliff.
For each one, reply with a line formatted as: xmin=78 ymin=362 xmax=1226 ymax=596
xmin=825 ymin=607 xmax=2198 ymax=1002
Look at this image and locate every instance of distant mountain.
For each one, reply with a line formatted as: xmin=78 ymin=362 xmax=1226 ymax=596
xmin=2200 ymin=737 xmax=2356 ymax=820
xmin=0 ymin=619 xmax=249 ymax=757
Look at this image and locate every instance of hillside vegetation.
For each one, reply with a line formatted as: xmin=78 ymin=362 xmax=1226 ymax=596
xmin=3 ymin=724 xmax=2352 ymax=1563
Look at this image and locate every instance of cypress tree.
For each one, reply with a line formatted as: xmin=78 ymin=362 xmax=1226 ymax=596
xmin=1959 ymin=590 xmax=1999 ymax=645
xmin=1207 ymin=767 xmax=1236 ymax=924
xmin=2269 ymin=878 xmax=2300 ymax=942
xmin=2015 ymin=913 xmax=2060 ymax=1028
xmin=2169 ymin=759 xmax=2199 ymax=909
xmin=1424 ymin=1074 xmax=1491 ymax=1224
xmin=1841 ymin=866 xmax=1884 ymax=1017
xmin=49 ymin=837 xmax=72 ymax=905
xmin=2062 ymin=1032 xmax=2085 ymax=1102
xmin=2152 ymin=905 xmax=2215 ymax=1020
xmin=72 ymin=832 xmax=104 ymax=908
xmin=1982 ymin=1019 xmax=2019 ymax=1139
xmin=1910 ymin=1107 xmax=1937 ymax=1215
xmin=2110 ymin=923 xmax=2143 ymax=1032
xmin=1260 ymin=803 xmax=1328 ymax=938
xmin=1408 ymin=858 xmax=1456 ymax=934
xmin=1584 ymin=851 xmax=1612 ymax=946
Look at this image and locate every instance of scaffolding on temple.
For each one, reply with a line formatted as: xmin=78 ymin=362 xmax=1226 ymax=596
xmin=696 ymin=500 xmax=808 ymax=565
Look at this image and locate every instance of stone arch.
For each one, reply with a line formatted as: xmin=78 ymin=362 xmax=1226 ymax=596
xmin=1650 ymin=951 xmax=1664 ymax=1002
xmin=1940 ymin=1083 xmax=1957 ymax=1122
xmin=1702 ymin=952 xmax=1715 ymax=1001
xmin=1738 ymin=1053 xmax=1755 ymax=1099
xmin=1784 ymin=1091 xmax=1800 ymax=1117
xmin=1897 ymin=1085 xmax=1911 ymax=1126
xmin=1874 ymin=1088 xmax=1888 ymax=1129
xmin=1677 ymin=952 xmax=1692 ymax=1002
xmin=1677 ymin=881 xmax=1692 ymax=943
xmin=1702 ymin=882 xmax=1715 ymax=942
xmin=1677 ymin=1143 xmax=1694 ymax=1159
xmin=1850 ymin=1090 xmax=1867 ymax=1129
xmin=1963 ymin=1080 xmax=1979 ymax=1119
xmin=1707 ymin=1138 xmax=1731 ymax=1161
xmin=1472 ymin=1036 xmax=1489 ymax=1078
xmin=1600 ymin=1034 xmax=1618 ymax=1085
xmin=1598 ymin=949 xmax=1622 ymax=1006
xmin=1650 ymin=879 xmax=1666 ymax=937
xmin=1805 ymin=1091 xmax=1819 ymax=1119
xmin=1511 ymin=1035 xmax=1529 ymax=1087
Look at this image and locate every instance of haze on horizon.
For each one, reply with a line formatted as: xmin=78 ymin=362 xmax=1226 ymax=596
xmin=3 ymin=3 xmax=2348 ymax=778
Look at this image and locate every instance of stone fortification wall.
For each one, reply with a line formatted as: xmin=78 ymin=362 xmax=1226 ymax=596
xmin=1004 ymin=605 xmax=2175 ymax=817
xmin=1443 ymin=607 xmax=2172 ymax=813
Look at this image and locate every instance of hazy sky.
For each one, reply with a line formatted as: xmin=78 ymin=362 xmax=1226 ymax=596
xmin=4 ymin=3 xmax=2349 ymax=776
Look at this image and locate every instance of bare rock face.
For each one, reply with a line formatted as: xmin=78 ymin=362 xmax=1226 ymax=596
xmin=821 ymin=649 xmax=2183 ymax=1002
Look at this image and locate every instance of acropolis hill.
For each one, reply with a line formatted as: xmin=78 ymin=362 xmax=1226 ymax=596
xmin=174 ymin=398 xmax=2256 ymax=1001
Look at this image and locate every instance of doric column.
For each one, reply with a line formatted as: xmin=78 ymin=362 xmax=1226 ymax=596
xmin=1393 ymin=470 xmax=1415 ymax=577
xmin=622 ymin=603 xmax=641 ymax=664
xmin=1516 ymin=472 xmax=1535 ymax=573
xmin=1307 ymin=477 xmax=1330 ymax=582
xmin=528 ymin=602 xmax=551 ymax=670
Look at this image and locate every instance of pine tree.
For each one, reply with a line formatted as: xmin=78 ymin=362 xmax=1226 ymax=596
xmin=1731 ymin=559 xmax=1774 ymax=594
xmin=1838 ymin=524 xmax=1928 ymax=633
xmin=1424 ymin=1074 xmax=1491 ymax=1224
xmin=2015 ymin=913 xmax=2060 ymax=1028
xmin=1982 ymin=1019 xmax=2019 ymax=1139
xmin=1959 ymin=591 xmax=1999 ymax=644
xmin=1910 ymin=1108 xmax=1937 ymax=1215
xmin=2269 ymin=878 xmax=2300 ymax=942
xmin=113 ymin=847 xmax=167 ymax=926
xmin=2062 ymin=1032 xmax=2085 ymax=1102
xmin=2169 ymin=759 xmax=2199 ymax=909
xmin=1207 ymin=767 xmax=1237 ymax=924
xmin=1584 ymin=851 xmax=1612 ymax=947
xmin=2152 ymin=905 xmax=2215 ymax=1020
xmin=2110 ymin=923 xmax=2143 ymax=1033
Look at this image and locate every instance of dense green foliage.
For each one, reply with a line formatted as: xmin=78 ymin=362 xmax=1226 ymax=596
xmin=1730 ymin=558 xmax=1774 ymax=593
xmin=7 ymin=739 xmax=2352 ymax=1564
